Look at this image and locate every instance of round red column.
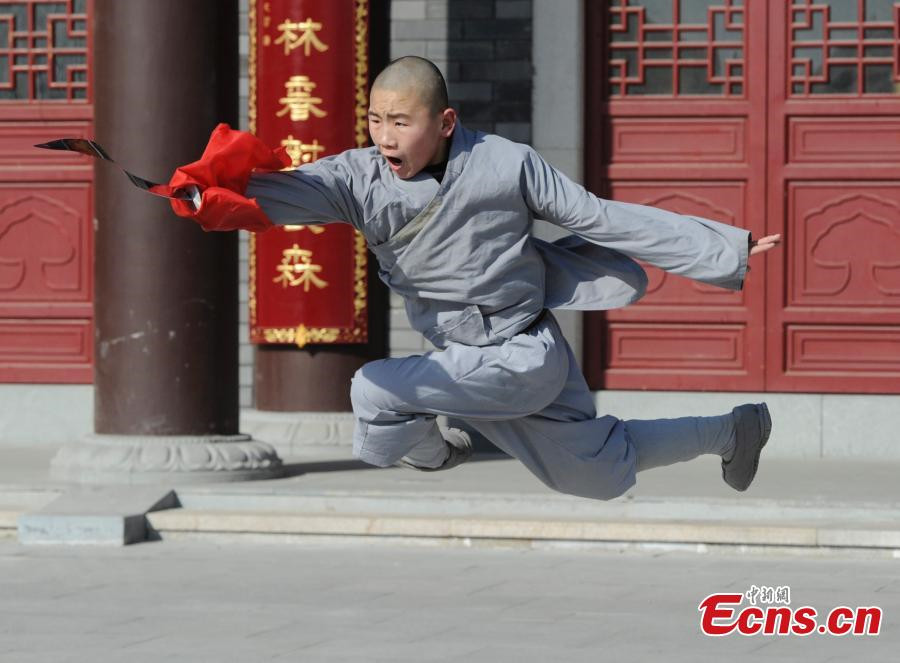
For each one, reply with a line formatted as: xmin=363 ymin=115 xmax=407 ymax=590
xmin=52 ymin=0 xmax=282 ymax=483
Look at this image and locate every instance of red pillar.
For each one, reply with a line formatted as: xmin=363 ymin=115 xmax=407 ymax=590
xmin=52 ymin=0 xmax=282 ymax=482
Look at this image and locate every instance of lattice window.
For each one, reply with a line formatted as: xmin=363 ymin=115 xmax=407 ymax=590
xmin=0 ymin=0 xmax=88 ymax=101
xmin=790 ymin=0 xmax=900 ymax=96
xmin=608 ymin=0 xmax=745 ymax=97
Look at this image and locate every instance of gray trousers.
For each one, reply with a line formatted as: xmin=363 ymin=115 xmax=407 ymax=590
xmin=350 ymin=312 xmax=734 ymax=500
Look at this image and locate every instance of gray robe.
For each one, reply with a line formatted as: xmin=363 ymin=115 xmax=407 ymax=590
xmin=246 ymin=123 xmax=749 ymax=499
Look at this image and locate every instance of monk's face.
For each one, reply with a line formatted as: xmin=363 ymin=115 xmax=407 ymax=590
xmin=368 ymin=87 xmax=455 ymax=179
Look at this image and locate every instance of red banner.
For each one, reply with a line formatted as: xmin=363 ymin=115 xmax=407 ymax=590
xmin=249 ymin=0 xmax=369 ymax=347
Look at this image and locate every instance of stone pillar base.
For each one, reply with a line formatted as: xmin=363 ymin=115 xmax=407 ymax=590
xmin=50 ymin=434 xmax=284 ymax=485
xmin=239 ymin=410 xmax=355 ymax=458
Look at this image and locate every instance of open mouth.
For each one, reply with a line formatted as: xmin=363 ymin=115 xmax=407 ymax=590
xmin=385 ymin=155 xmax=402 ymax=168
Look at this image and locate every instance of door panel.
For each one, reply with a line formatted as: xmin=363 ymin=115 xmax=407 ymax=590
xmin=766 ymin=0 xmax=900 ymax=393
xmin=587 ymin=0 xmax=767 ymax=391
xmin=0 ymin=0 xmax=93 ymax=383
xmin=587 ymin=0 xmax=900 ymax=395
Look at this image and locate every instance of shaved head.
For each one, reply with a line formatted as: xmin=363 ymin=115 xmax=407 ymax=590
xmin=367 ymin=56 xmax=457 ymax=179
xmin=372 ymin=56 xmax=449 ymax=114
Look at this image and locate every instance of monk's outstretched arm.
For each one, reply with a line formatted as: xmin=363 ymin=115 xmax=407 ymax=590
xmin=245 ymin=162 xmax=361 ymax=230
xmin=520 ymin=147 xmax=750 ymax=291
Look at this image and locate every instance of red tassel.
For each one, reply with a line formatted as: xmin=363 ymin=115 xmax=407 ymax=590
xmin=168 ymin=123 xmax=291 ymax=232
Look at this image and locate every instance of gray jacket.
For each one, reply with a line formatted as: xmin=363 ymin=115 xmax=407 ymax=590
xmin=246 ymin=123 xmax=749 ymax=348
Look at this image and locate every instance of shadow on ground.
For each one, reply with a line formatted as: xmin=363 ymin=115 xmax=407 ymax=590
xmin=278 ymin=452 xmax=510 ymax=479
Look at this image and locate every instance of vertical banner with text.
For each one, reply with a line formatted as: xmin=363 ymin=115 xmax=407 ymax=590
xmin=249 ymin=0 xmax=369 ymax=347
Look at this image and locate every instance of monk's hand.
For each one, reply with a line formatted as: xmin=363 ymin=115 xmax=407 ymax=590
xmin=750 ymin=233 xmax=782 ymax=257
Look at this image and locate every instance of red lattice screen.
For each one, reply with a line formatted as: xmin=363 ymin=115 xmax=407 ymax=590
xmin=0 ymin=0 xmax=88 ymax=101
xmin=608 ymin=0 xmax=746 ymax=97
xmin=789 ymin=0 xmax=900 ymax=96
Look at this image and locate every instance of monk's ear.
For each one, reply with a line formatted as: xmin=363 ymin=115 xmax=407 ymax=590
xmin=439 ymin=108 xmax=456 ymax=137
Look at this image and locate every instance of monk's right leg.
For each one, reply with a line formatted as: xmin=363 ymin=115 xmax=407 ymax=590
xmin=349 ymin=315 xmax=569 ymax=469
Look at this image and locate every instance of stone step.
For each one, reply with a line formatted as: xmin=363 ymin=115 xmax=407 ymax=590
xmin=146 ymin=507 xmax=900 ymax=550
xmin=0 ymin=509 xmax=19 ymax=532
xmin=172 ymin=488 xmax=900 ymax=525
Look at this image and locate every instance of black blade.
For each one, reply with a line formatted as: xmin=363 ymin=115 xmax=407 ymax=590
xmin=35 ymin=137 xmax=193 ymax=201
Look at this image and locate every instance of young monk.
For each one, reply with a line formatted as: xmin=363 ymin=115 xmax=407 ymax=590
xmin=169 ymin=56 xmax=781 ymax=499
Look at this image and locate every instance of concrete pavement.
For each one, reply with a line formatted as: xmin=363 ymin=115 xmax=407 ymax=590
xmin=0 ymin=538 xmax=896 ymax=662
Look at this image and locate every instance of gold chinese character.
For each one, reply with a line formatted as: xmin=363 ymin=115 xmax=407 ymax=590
xmin=281 ymin=135 xmax=326 ymax=166
xmin=274 ymin=18 xmax=329 ymax=57
xmin=273 ymin=244 xmax=328 ymax=291
xmin=276 ymin=76 xmax=327 ymax=122
xmin=284 ymin=225 xmax=326 ymax=234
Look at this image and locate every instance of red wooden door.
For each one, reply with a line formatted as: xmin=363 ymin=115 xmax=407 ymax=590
xmin=766 ymin=0 xmax=900 ymax=393
xmin=0 ymin=0 xmax=93 ymax=383
xmin=586 ymin=0 xmax=768 ymax=391
xmin=587 ymin=0 xmax=900 ymax=395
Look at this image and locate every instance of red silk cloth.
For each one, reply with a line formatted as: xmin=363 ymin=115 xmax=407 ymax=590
xmin=168 ymin=123 xmax=291 ymax=232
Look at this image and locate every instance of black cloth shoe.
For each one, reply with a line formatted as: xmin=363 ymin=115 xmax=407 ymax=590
xmin=394 ymin=428 xmax=473 ymax=472
xmin=722 ymin=403 xmax=771 ymax=492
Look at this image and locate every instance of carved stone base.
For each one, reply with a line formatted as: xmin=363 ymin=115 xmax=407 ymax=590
xmin=239 ymin=410 xmax=356 ymax=457
xmin=50 ymin=434 xmax=284 ymax=485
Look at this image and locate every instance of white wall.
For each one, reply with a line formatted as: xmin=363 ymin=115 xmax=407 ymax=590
xmin=238 ymin=0 xmax=253 ymax=407
xmin=531 ymin=0 xmax=584 ymax=361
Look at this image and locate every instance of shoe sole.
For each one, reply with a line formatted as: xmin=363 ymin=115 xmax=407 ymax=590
xmin=750 ymin=402 xmax=772 ymax=485
xmin=724 ymin=402 xmax=771 ymax=492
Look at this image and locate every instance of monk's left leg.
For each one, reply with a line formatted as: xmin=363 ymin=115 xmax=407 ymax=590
xmin=467 ymin=339 xmax=762 ymax=499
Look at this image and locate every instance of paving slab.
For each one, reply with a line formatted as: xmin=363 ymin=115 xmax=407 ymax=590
xmin=0 ymin=539 xmax=896 ymax=662
xmin=17 ymin=486 xmax=178 ymax=545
